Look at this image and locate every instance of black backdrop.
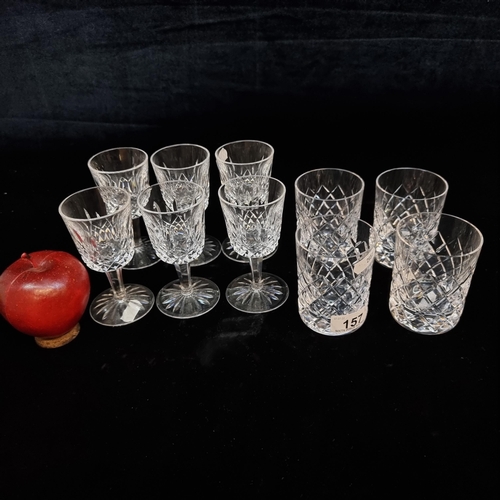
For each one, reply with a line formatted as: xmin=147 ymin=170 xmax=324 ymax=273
xmin=1 ymin=1 xmax=498 ymax=498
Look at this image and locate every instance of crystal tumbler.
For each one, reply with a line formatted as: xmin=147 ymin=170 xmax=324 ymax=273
xmin=296 ymin=217 xmax=376 ymax=336
xmin=294 ymin=168 xmax=364 ymax=240
xmin=373 ymin=167 xmax=448 ymax=268
xmin=389 ymin=212 xmax=483 ymax=334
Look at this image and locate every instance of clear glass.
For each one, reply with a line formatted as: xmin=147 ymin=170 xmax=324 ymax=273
xmin=58 ymin=186 xmax=155 ymax=326
xmin=215 ymin=140 xmax=275 ymax=262
xmin=138 ymin=181 xmax=220 ymax=318
xmin=218 ymin=176 xmax=288 ymax=313
xmin=150 ymin=144 xmax=221 ymax=266
xmin=373 ymin=167 xmax=449 ymax=268
xmin=294 ymin=168 xmax=365 ymax=237
xmin=87 ymin=147 xmax=159 ymax=270
xmin=389 ymin=212 xmax=483 ymax=335
xmin=296 ymin=218 xmax=375 ymax=335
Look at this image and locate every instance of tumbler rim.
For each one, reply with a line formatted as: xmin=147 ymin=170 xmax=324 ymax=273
xmin=375 ymin=167 xmax=449 ymax=201
xmin=218 ymin=175 xmax=286 ymax=209
xmin=88 ymin=147 xmax=148 ymax=175
xmin=137 ymin=180 xmax=205 ymax=216
xmin=294 ymin=168 xmax=365 ymax=201
xmin=395 ymin=212 xmax=484 ymax=258
xmin=150 ymin=143 xmax=210 ymax=173
xmin=58 ymin=185 xmax=131 ymax=222
xmin=215 ymin=140 xmax=274 ymax=166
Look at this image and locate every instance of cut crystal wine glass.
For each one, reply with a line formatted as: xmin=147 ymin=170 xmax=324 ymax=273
xmin=138 ymin=180 xmax=220 ymax=318
xmin=87 ymin=147 xmax=160 ymax=270
xmin=58 ymin=186 xmax=155 ymax=326
xmin=215 ymin=140 xmax=275 ymax=263
xmin=150 ymin=144 xmax=221 ymax=267
xmin=218 ymin=175 xmax=288 ymax=313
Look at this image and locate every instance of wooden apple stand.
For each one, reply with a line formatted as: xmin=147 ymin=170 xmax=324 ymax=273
xmin=34 ymin=323 xmax=80 ymax=349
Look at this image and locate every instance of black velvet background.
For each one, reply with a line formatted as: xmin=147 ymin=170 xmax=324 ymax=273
xmin=0 ymin=1 xmax=498 ymax=498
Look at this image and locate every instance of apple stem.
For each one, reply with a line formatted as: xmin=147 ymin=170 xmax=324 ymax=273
xmin=105 ymin=268 xmax=127 ymax=299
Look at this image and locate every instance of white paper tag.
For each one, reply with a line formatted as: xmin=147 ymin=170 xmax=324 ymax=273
xmin=353 ymin=248 xmax=375 ymax=275
xmin=218 ymin=148 xmax=228 ymax=161
xmin=121 ymin=300 xmax=142 ymax=322
xmin=330 ymin=306 xmax=368 ymax=333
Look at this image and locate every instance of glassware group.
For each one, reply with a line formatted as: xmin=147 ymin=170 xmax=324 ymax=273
xmin=294 ymin=166 xmax=482 ymax=336
xmin=59 ymin=145 xmax=483 ymax=335
xmin=59 ymin=140 xmax=289 ymax=325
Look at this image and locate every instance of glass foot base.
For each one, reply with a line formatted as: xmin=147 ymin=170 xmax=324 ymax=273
xmin=90 ymin=284 xmax=155 ymax=326
xmin=190 ymin=235 xmax=222 ymax=267
xmin=226 ymin=272 xmax=289 ymax=313
xmin=124 ymin=238 xmax=160 ymax=270
xmin=157 ymin=277 xmax=220 ymax=319
xmin=34 ymin=323 xmax=80 ymax=348
xmin=221 ymin=237 xmax=277 ymax=263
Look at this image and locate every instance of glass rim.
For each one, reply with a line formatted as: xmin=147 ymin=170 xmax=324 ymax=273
xmin=87 ymin=147 xmax=148 ymax=174
xmin=58 ymin=185 xmax=131 ymax=222
xmin=215 ymin=139 xmax=274 ymax=166
xmin=375 ymin=167 xmax=449 ymax=200
xmin=396 ymin=212 xmax=484 ymax=257
xmin=138 ymin=180 xmax=205 ymax=215
xmin=218 ymin=175 xmax=286 ymax=209
xmin=150 ymin=143 xmax=210 ymax=172
xmin=295 ymin=218 xmax=374 ymax=252
xmin=294 ymin=168 xmax=365 ymax=201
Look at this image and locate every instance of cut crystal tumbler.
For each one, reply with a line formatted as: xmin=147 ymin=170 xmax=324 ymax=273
xmin=373 ymin=167 xmax=448 ymax=268
xmin=389 ymin=212 xmax=483 ymax=334
xmin=296 ymin=218 xmax=376 ymax=335
xmin=294 ymin=168 xmax=364 ymax=239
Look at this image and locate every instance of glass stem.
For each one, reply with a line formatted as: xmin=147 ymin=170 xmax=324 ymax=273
xmin=105 ymin=268 xmax=127 ymax=299
xmin=132 ymin=217 xmax=142 ymax=247
xmin=249 ymin=257 xmax=263 ymax=288
xmin=175 ymin=263 xmax=193 ymax=291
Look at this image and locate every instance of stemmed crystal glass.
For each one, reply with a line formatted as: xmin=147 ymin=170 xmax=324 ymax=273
xmin=150 ymin=144 xmax=221 ymax=267
xmin=58 ymin=186 xmax=155 ymax=326
xmin=138 ymin=180 xmax=220 ymax=318
xmin=87 ymin=147 xmax=160 ymax=270
xmin=215 ymin=140 xmax=275 ymax=262
xmin=218 ymin=175 xmax=288 ymax=313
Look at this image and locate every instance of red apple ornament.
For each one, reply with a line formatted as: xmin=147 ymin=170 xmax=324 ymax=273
xmin=0 ymin=251 xmax=91 ymax=348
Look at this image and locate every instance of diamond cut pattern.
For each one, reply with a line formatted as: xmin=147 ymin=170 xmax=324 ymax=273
xmin=389 ymin=218 xmax=481 ymax=334
xmin=374 ymin=173 xmax=448 ymax=268
xmin=60 ymin=187 xmax=134 ymax=273
xmin=296 ymin=222 xmax=374 ymax=335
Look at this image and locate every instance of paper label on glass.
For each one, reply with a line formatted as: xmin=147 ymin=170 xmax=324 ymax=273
xmin=218 ymin=148 xmax=228 ymax=161
xmin=121 ymin=300 xmax=142 ymax=322
xmin=330 ymin=306 xmax=368 ymax=333
xmin=353 ymin=249 xmax=375 ymax=275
